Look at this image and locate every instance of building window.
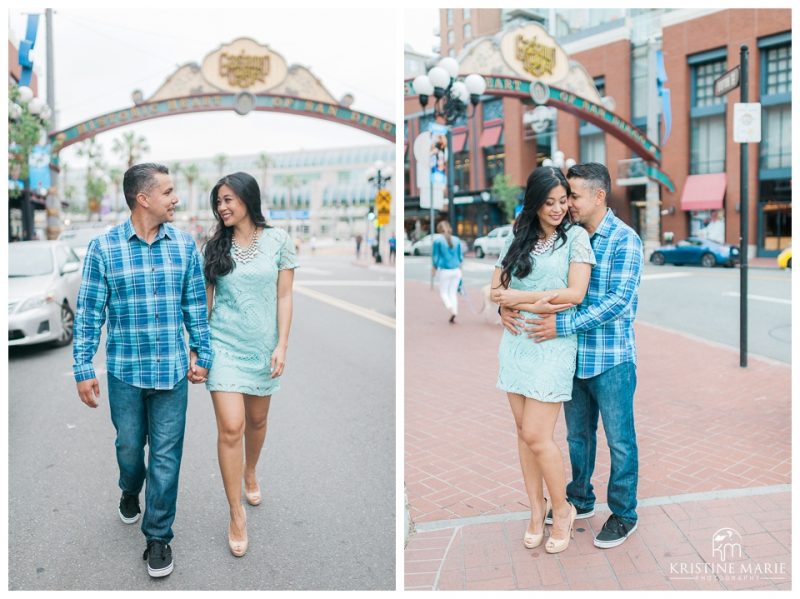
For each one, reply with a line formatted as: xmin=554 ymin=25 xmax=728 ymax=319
xmin=482 ymin=98 xmax=504 ymax=122
xmin=449 ymin=48 xmax=456 ymax=58
xmin=631 ymin=45 xmax=648 ymax=122
xmin=454 ymin=152 xmax=470 ymax=192
xmin=463 ymin=8 xmax=471 ymax=19
xmin=448 ymin=30 xmax=455 ymax=45
xmin=580 ymin=133 xmax=605 ymax=165
xmin=689 ymin=51 xmax=727 ymax=174
xmin=464 ymin=24 xmax=472 ymax=40
xmin=764 ymin=44 xmax=791 ymax=95
xmin=447 ymin=9 xmax=453 ymax=26
xmin=690 ymin=115 xmax=725 ymax=174
xmin=484 ymin=147 xmax=505 ymax=188
xmin=760 ymin=104 xmax=791 ymax=170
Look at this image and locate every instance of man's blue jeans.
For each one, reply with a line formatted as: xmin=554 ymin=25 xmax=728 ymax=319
xmin=108 ymin=373 xmax=188 ymax=543
xmin=563 ymin=361 xmax=638 ymax=523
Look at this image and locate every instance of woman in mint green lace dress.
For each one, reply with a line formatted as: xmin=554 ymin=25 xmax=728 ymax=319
xmin=491 ymin=167 xmax=594 ymax=554
xmin=202 ymin=172 xmax=297 ymax=557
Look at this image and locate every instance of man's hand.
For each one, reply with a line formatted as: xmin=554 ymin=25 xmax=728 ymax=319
xmin=271 ymin=345 xmax=287 ymax=379
xmin=525 ymin=313 xmax=557 ymax=342
xmin=188 ymin=350 xmax=208 ymax=384
xmin=499 ymin=305 xmax=524 ymax=335
xmin=77 ymin=378 xmax=101 ymax=408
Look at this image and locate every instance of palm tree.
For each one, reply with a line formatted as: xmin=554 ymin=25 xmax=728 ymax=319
xmin=183 ymin=163 xmax=199 ymax=215
xmin=112 ymin=131 xmax=150 ymax=169
xmin=77 ymin=138 xmax=107 ymax=220
xmin=256 ymin=153 xmax=271 ymax=200
xmin=213 ymin=153 xmax=228 ymax=179
xmin=108 ymin=167 xmax=123 ymax=215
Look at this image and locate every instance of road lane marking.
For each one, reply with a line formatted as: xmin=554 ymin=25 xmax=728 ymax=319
xmin=297 ymin=267 xmax=333 ymax=276
xmin=722 ymin=292 xmax=791 ymax=305
xmin=642 ymin=272 xmax=693 ymax=281
xmin=294 ymin=286 xmax=395 ymax=329
xmin=295 ymin=280 xmax=395 ymax=287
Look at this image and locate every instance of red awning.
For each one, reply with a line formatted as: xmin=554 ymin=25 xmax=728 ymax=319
xmin=680 ymin=173 xmax=727 ymax=211
xmin=479 ymin=121 xmax=503 ymax=148
xmin=451 ymin=131 xmax=467 ymax=153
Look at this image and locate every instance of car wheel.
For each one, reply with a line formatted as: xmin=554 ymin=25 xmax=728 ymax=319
xmin=53 ymin=302 xmax=74 ymax=347
xmin=476 ymin=247 xmax=485 ymax=259
xmin=701 ymin=253 xmax=716 ymax=268
xmin=413 ymin=248 xmax=420 ymax=256
xmin=788 ymin=258 xmax=792 ymax=269
xmin=651 ymin=252 xmax=666 ymax=266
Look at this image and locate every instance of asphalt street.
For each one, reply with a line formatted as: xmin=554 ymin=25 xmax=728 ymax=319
xmin=8 ymin=255 xmax=395 ymax=591
xmin=405 ymin=255 xmax=791 ymax=363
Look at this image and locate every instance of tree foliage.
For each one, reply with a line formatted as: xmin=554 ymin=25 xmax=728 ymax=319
xmin=491 ymin=174 xmax=523 ymax=223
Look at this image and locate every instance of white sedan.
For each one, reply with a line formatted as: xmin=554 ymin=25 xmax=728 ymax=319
xmin=410 ymin=233 xmax=468 ymax=257
xmin=9 ymin=241 xmax=83 ymax=347
xmin=473 ymin=225 xmax=512 ymax=259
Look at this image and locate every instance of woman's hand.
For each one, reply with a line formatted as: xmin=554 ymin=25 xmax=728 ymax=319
xmin=494 ymin=288 xmax=526 ymax=307
xmin=270 ymin=345 xmax=287 ymax=379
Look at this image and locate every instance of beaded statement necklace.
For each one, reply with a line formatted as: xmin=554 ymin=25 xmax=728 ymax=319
xmin=532 ymin=230 xmax=559 ymax=255
xmin=231 ymin=227 xmax=261 ymax=263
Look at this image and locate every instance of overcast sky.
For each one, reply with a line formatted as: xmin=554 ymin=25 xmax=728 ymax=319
xmin=404 ymin=9 xmax=440 ymax=56
xmin=9 ymin=7 xmax=396 ymax=170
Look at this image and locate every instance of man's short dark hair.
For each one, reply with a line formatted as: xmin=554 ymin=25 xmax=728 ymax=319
xmin=566 ymin=162 xmax=611 ymax=201
xmin=122 ymin=163 xmax=169 ymax=210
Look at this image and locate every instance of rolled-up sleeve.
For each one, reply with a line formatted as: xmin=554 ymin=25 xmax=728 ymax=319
xmin=181 ymin=244 xmax=213 ymax=370
xmin=73 ymin=239 xmax=109 ymax=382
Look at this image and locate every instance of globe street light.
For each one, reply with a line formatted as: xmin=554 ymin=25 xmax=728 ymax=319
xmin=366 ymin=160 xmax=392 ymax=264
xmin=412 ymin=57 xmax=486 ymax=237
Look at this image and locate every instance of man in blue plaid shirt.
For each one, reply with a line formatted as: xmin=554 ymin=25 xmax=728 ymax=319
xmin=501 ymin=162 xmax=643 ymax=549
xmin=73 ymin=163 xmax=212 ymax=578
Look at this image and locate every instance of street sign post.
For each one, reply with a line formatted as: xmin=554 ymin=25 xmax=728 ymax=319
xmin=375 ymin=189 xmax=391 ymax=226
xmin=738 ymin=46 xmax=749 ymax=368
xmin=733 ymin=102 xmax=762 ymax=143
xmin=714 ymin=65 xmax=740 ymax=97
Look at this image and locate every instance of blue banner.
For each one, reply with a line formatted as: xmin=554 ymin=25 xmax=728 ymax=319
xmin=656 ymin=50 xmax=672 ymax=146
xmin=18 ymin=14 xmax=40 ymax=87
xmin=429 ymin=122 xmax=448 ymax=186
xmin=28 ymin=144 xmax=51 ymax=193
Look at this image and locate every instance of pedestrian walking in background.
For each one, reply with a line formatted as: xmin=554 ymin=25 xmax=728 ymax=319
xmin=432 ymin=220 xmax=464 ymax=324
xmin=492 ymin=167 xmax=595 ymax=554
xmin=355 ymin=233 xmax=363 ymax=259
xmin=503 ymin=162 xmax=644 ymax=549
xmin=203 ymin=172 xmax=298 ymax=557
xmin=73 ymin=163 xmax=213 ymax=578
xmin=388 ymin=232 xmax=396 ymax=264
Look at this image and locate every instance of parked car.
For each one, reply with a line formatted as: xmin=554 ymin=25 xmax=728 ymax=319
xmin=777 ymin=247 xmax=792 ymax=269
xmin=58 ymin=225 xmax=110 ymax=260
xmin=410 ymin=233 xmax=468 ymax=257
xmin=473 ymin=225 xmax=513 ymax=258
xmin=403 ymin=230 xmax=413 ymax=255
xmin=8 ymin=241 xmax=83 ymax=347
xmin=650 ymin=237 xmax=740 ymax=268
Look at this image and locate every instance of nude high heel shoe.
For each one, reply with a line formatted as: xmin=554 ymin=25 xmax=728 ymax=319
xmin=545 ymin=503 xmax=577 ymax=554
xmin=228 ymin=507 xmax=248 ymax=557
xmin=523 ymin=497 xmax=551 ymax=549
xmin=244 ymin=482 xmax=262 ymax=506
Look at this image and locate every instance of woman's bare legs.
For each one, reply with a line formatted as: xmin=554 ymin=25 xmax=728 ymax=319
xmin=211 ymin=391 xmax=247 ymax=541
xmin=519 ymin=397 xmax=573 ymax=542
xmin=507 ymin=393 xmax=547 ymax=535
xmin=243 ymin=394 xmax=272 ymax=496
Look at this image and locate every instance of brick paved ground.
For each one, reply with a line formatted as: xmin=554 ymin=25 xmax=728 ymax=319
xmin=404 ymin=280 xmax=791 ymax=591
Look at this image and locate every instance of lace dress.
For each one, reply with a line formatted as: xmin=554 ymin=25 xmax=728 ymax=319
xmin=206 ymin=227 xmax=298 ymax=396
xmin=496 ymin=225 xmax=595 ymax=402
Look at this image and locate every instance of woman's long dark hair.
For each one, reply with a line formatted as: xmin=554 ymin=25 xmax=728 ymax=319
xmin=499 ymin=167 xmax=571 ymax=289
xmin=203 ymin=172 xmax=270 ymax=284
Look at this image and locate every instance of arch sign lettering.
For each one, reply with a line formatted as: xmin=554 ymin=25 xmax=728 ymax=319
xmin=51 ymin=37 xmax=395 ymax=150
xmin=404 ymin=23 xmax=674 ymax=192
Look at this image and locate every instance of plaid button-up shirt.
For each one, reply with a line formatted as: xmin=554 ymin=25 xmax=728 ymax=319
xmin=556 ymin=208 xmax=643 ymax=379
xmin=73 ymin=219 xmax=212 ymax=390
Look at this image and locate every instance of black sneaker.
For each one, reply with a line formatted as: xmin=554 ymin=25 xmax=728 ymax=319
xmin=118 ymin=492 xmax=140 ymax=524
xmin=545 ymin=504 xmax=594 ymax=525
xmin=143 ymin=540 xmax=173 ymax=578
xmin=593 ymin=514 xmax=638 ymax=548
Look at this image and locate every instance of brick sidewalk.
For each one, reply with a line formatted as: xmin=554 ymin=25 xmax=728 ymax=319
xmin=404 ymin=280 xmax=791 ymax=590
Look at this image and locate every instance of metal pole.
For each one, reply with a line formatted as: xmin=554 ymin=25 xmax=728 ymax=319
xmin=643 ymin=35 xmax=662 ymax=258
xmin=739 ymin=44 xmax=749 ymax=368
xmin=548 ymin=8 xmax=559 ymax=162
xmin=446 ymin=127 xmax=456 ymax=235
xmin=429 ymin=125 xmax=436 ymax=289
xmin=45 ymin=8 xmax=60 ymax=240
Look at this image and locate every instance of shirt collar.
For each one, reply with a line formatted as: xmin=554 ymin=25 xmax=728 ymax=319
xmin=123 ymin=218 xmax=173 ymax=242
xmin=591 ymin=208 xmax=615 ymax=239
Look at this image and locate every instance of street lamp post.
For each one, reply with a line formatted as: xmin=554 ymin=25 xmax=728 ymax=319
xmin=412 ymin=57 xmax=486 ymax=238
xmin=366 ymin=160 xmax=392 ymax=264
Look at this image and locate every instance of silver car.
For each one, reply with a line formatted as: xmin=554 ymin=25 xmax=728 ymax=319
xmin=473 ymin=225 xmax=513 ymax=259
xmin=9 ymin=241 xmax=83 ymax=347
xmin=410 ymin=233 xmax=468 ymax=256
xmin=58 ymin=226 xmax=110 ymax=260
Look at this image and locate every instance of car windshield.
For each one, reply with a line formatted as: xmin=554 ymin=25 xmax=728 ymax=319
xmin=9 ymin=244 xmax=54 ymax=277
xmin=59 ymin=228 xmax=102 ymax=248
